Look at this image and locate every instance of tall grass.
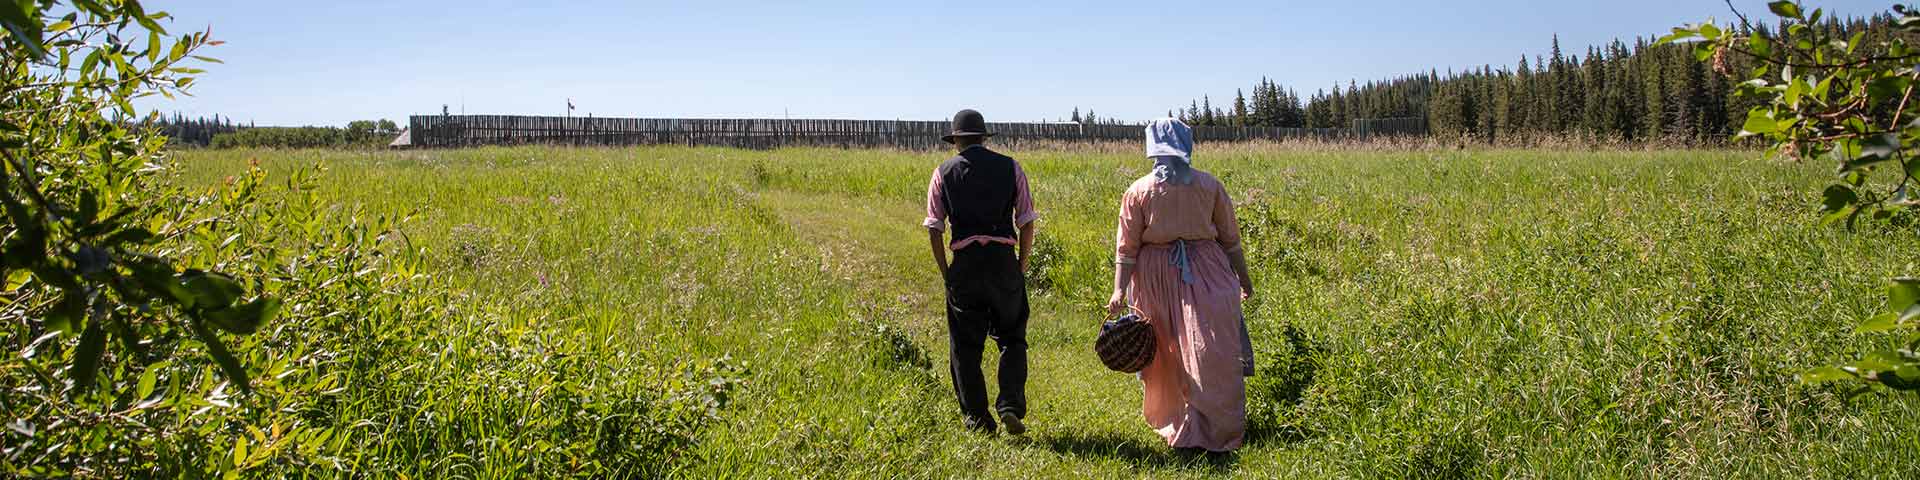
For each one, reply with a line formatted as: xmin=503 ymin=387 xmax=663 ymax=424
xmin=170 ymin=145 xmax=1919 ymax=478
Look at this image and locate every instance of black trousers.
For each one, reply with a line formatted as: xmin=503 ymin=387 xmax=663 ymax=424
xmin=944 ymin=244 xmax=1029 ymax=423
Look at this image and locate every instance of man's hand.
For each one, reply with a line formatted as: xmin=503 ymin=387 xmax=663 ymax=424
xmin=928 ymin=228 xmax=949 ymax=279
xmin=1017 ymin=221 xmax=1036 ymax=275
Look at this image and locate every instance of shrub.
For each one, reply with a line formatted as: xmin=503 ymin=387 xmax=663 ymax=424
xmin=1 ymin=3 xmax=739 ymax=476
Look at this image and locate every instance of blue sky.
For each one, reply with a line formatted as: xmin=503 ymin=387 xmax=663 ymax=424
xmin=147 ymin=1 xmax=1891 ymax=126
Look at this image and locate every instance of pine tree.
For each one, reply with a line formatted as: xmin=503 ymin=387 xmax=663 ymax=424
xmin=1330 ymin=83 xmax=1348 ymax=128
xmin=1201 ymin=96 xmax=1215 ymax=126
xmin=1642 ymin=41 xmax=1665 ymax=139
xmin=1581 ymin=47 xmax=1607 ymax=135
xmin=1232 ymin=89 xmax=1249 ymax=127
xmin=1292 ymin=88 xmax=1304 ymax=127
xmin=1306 ymin=89 xmax=1332 ymax=128
xmin=1071 ymin=107 xmax=1081 ymax=124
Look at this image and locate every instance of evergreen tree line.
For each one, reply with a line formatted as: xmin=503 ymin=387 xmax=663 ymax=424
xmin=1174 ymin=76 xmax=1420 ymax=129
xmin=146 ymin=114 xmax=402 ymax=148
xmin=1172 ymin=13 xmax=1904 ymax=143
xmin=207 ymin=119 xmax=401 ymax=149
xmin=145 ymin=112 xmax=245 ymax=146
xmin=1068 ymin=107 xmax=1129 ymax=125
xmin=1169 ymin=78 xmax=1322 ymax=128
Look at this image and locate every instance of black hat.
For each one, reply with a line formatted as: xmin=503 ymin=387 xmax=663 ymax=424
xmin=942 ymin=109 xmax=995 ymax=144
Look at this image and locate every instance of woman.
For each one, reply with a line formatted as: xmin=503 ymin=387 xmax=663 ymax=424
xmin=1105 ymin=118 xmax=1256 ymax=452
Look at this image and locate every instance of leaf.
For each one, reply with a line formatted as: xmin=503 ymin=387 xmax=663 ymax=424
xmin=1836 ymin=135 xmax=1865 ymax=161
xmin=0 ymin=0 xmax=46 ymax=60
xmin=131 ymin=390 xmax=165 ymax=411
xmin=21 ymin=332 xmax=60 ymax=360
xmin=79 ymin=49 xmax=100 ymax=78
xmin=202 ymin=297 xmax=279 ymax=335
xmin=1901 ymin=303 xmax=1920 ymax=326
xmin=108 ymin=314 xmax=140 ymax=358
xmin=1820 ymin=204 xmax=1858 ymax=226
xmin=1858 ymin=312 xmax=1901 ymax=333
xmin=68 ymin=301 xmax=108 ymax=393
xmin=1656 ymin=27 xmax=1697 ymax=46
xmin=1897 ymin=365 xmax=1920 ymax=381
xmin=179 ymin=270 xmax=243 ymax=310
xmin=1861 ymin=133 xmax=1901 ymax=162
xmin=1699 ymin=23 xmax=1722 ymax=40
xmin=4 ymin=269 xmax=30 ymax=291
xmin=30 ymin=264 xmax=81 ymax=291
xmin=1784 ymin=79 xmax=1807 ymax=108
xmin=124 ymin=255 xmax=190 ymax=305
xmin=103 ymin=227 xmax=155 ymax=246
xmin=1800 ymin=365 xmax=1856 ymax=383
xmin=1749 ymin=32 xmax=1773 ymax=57
xmin=1740 ymin=109 xmax=1778 ymax=136
xmin=135 ymin=361 xmax=164 ymax=399
xmin=1893 ymin=278 xmax=1920 ymax=311
xmin=77 ymin=190 xmax=99 ymax=224
xmin=1869 ymin=75 xmax=1911 ymax=100
xmin=1693 ymin=44 xmax=1716 ymax=62
xmin=1821 ymin=185 xmax=1857 ymax=212
xmin=188 ymin=319 xmax=251 ymax=393
xmin=45 ymin=288 xmax=86 ymax=334
xmin=130 ymin=3 xmax=165 ymax=35
xmin=1853 ymin=351 xmax=1903 ymax=372
xmin=146 ymin=30 xmax=161 ymax=63
xmin=1769 ymin=1 xmax=1802 ymax=20
xmin=72 ymin=0 xmax=110 ymax=17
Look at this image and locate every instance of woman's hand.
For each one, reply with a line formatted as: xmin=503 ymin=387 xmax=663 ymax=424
xmin=1106 ymin=289 xmax=1127 ymax=317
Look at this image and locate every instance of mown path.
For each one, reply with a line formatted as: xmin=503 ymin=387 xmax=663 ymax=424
xmin=755 ymin=189 xmax=1270 ymax=477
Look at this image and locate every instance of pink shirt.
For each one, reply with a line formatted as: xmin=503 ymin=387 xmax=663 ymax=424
xmin=1115 ymin=170 xmax=1242 ymax=264
xmin=922 ymin=149 xmax=1038 ymax=250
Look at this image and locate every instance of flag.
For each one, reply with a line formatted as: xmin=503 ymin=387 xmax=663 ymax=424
xmin=567 ymin=98 xmax=575 ymax=111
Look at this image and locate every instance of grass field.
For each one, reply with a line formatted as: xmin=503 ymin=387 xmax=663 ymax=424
xmin=173 ymin=145 xmax=1920 ymax=478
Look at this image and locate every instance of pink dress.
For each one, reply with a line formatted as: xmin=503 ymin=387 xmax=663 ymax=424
xmin=1114 ymin=170 xmax=1247 ymax=452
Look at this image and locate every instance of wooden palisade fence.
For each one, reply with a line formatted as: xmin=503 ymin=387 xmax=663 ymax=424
xmin=403 ymin=115 xmax=1424 ymax=149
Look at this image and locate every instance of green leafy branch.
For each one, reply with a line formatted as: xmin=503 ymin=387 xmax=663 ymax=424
xmin=2 ymin=0 xmax=270 ymax=396
xmin=1665 ymin=2 xmax=1920 ymax=392
xmin=1802 ymin=278 xmax=1920 ymax=390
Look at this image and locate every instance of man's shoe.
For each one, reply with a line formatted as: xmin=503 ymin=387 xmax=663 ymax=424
xmin=962 ymin=416 xmax=997 ymax=434
xmin=999 ymin=411 xmax=1025 ymax=435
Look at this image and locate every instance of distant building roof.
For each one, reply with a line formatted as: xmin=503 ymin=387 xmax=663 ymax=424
xmin=387 ymin=128 xmax=410 ymax=148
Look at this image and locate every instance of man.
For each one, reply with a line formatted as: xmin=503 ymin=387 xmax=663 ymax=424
xmin=922 ymin=109 xmax=1037 ymax=435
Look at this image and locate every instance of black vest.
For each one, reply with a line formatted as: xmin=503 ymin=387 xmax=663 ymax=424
xmin=937 ymin=146 xmax=1018 ymax=242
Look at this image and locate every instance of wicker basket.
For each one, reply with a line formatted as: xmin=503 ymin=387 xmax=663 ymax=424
xmin=1096 ymin=314 xmax=1155 ymax=373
